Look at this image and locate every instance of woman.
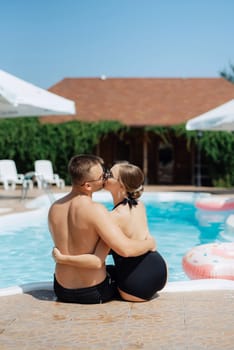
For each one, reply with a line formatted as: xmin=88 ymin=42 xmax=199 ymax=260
xmin=53 ymin=163 xmax=167 ymax=301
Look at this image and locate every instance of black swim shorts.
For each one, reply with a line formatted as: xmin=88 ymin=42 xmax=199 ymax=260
xmin=54 ymin=274 xmax=117 ymax=304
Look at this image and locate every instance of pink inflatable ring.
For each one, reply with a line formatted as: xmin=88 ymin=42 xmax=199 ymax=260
xmin=195 ymin=197 xmax=234 ymax=211
xmin=182 ymin=242 xmax=234 ymax=280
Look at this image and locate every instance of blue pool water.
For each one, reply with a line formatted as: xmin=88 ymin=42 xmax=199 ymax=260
xmin=0 ymin=192 xmax=231 ymax=288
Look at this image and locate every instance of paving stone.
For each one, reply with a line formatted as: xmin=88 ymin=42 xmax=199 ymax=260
xmin=0 ymin=290 xmax=234 ymax=349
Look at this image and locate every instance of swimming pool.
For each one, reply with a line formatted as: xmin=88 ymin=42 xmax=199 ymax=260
xmin=0 ymin=191 xmax=231 ymax=288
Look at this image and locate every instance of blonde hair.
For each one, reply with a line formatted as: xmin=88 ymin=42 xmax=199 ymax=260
xmin=117 ymin=163 xmax=144 ymax=199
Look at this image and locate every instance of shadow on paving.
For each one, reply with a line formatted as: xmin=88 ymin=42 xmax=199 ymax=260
xmin=26 ymin=289 xmax=57 ymax=301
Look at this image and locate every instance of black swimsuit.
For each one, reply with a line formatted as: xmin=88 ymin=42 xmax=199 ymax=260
xmin=111 ymin=198 xmax=167 ymax=300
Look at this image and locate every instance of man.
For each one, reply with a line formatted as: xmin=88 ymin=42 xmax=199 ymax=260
xmin=48 ymin=154 xmax=155 ymax=304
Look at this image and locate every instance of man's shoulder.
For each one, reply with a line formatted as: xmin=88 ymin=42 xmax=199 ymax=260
xmin=92 ymin=200 xmax=108 ymax=210
xmin=48 ymin=196 xmax=67 ymax=217
xmin=49 ymin=194 xmax=68 ymax=210
xmin=90 ymin=200 xmax=108 ymax=214
xmin=70 ymin=196 xmax=106 ymax=211
xmin=70 ymin=195 xmax=92 ymax=207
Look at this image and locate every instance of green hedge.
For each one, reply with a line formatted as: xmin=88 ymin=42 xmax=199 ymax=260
xmin=1 ymin=118 xmax=234 ymax=187
xmin=0 ymin=118 xmax=125 ymax=184
xmin=147 ymin=125 xmax=234 ymax=187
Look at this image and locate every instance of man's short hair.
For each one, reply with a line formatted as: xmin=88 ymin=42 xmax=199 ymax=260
xmin=68 ymin=154 xmax=104 ymax=185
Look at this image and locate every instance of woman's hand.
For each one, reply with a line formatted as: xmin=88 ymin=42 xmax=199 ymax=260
xmin=52 ymin=247 xmax=62 ymax=263
xmin=51 ymin=247 xmax=103 ymax=268
xmin=146 ymin=236 xmax=157 ymax=252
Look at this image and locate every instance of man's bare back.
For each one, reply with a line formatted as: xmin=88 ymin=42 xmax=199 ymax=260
xmin=49 ymin=193 xmax=107 ymax=289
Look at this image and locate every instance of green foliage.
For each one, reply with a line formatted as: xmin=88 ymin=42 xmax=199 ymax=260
xmin=0 ymin=118 xmax=126 ymax=184
xmin=197 ymin=131 xmax=234 ymax=187
xmin=145 ymin=125 xmax=171 ymax=144
xmin=1 ymin=117 xmax=234 ymax=187
xmin=145 ymin=124 xmax=197 ymax=148
xmin=146 ymin=124 xmax=234 ymax=187
xmin=220 ymin=62 xmax=234 ymax=83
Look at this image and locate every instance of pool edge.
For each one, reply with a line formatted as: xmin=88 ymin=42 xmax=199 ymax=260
xmin=1 ymin=279 xmax=234 ymax=297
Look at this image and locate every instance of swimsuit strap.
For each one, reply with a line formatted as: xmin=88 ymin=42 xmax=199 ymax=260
xmin=113 ymin=197 xmax=138 ymax=210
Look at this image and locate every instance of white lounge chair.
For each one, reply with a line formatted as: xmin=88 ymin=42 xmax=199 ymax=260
xmin=0 ymin=159 xmax=30 ymax=190
xmin=34 ymin=160 xmax=65 ymax=189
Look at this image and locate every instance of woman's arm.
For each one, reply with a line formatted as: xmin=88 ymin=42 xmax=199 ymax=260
xmin=52 ymin=239 xmax=110 ymax=269
xmin=139 ymin=202 xmax=157 ymax=247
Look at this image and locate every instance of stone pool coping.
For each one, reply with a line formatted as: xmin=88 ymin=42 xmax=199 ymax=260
xmin=1 ymin=279 xmax=234 ymax=297
xmin=1 ymin=287 xmax=234 ymax=349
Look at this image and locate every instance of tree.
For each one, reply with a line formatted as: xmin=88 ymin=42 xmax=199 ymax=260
xmin=220 ymin=62 xmax=234 ymax=83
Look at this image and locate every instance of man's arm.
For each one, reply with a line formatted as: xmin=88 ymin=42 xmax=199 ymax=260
xmin=93 ymin=203 xmax=155 ymax=257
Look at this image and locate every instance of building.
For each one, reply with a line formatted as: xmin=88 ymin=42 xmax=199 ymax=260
xmin=44 ymin=77 xmax=234 ymax=185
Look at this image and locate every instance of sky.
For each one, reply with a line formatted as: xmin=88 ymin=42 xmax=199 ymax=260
xmin=1 ymin=0 xmax=234 ymax=89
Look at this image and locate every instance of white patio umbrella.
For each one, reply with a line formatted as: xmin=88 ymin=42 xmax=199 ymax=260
xmin=186 ymin=99 xmax=234 ymax=186
xmin=0 ymin=69 xmax=76 ymax=118
xmin=186 ymin=99 xmax=234 ymax=131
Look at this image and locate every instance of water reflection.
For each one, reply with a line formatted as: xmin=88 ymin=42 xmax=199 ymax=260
xmin=195 ymin=209 xmax=231 ymax=244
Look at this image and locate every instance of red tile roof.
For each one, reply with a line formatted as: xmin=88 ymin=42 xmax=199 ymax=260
xmin=43 ymin=77 xmax=234 ymax=126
